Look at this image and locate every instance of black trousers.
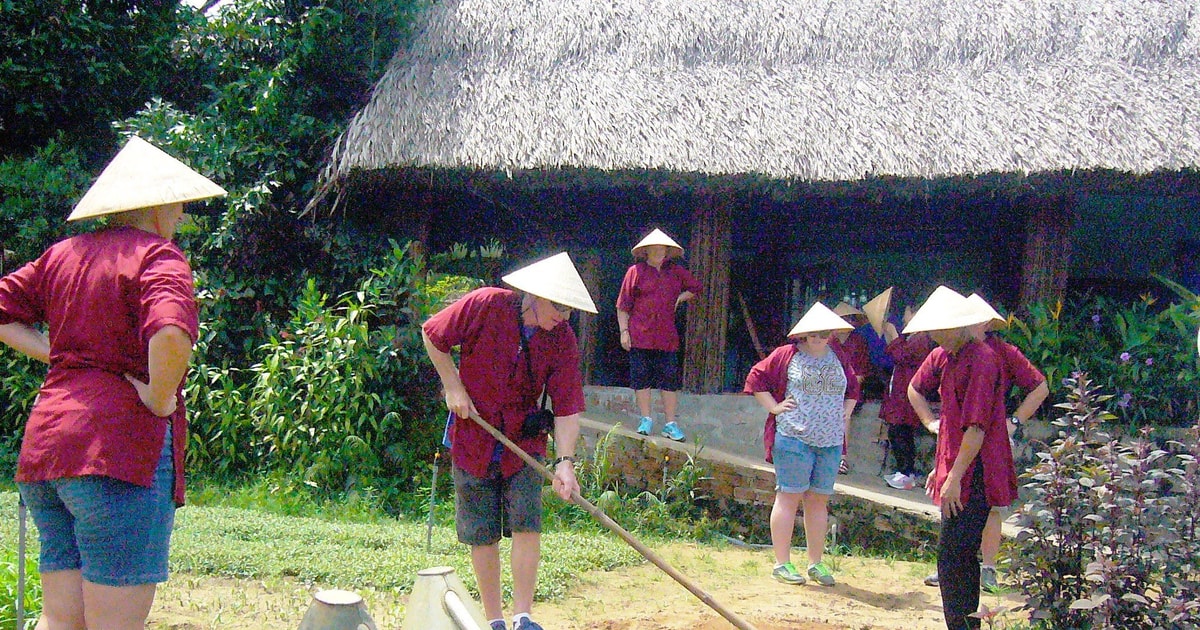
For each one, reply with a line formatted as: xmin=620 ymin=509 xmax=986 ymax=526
xmin=938 ymin=460 xmax=989 ymax=630
xmin=887 ymin=423 xmax=918 ymax=476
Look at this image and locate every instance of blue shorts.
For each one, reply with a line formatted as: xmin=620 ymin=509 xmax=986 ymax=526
xmin=772 ymin=432 xmax=840 ymax=495
xmin=17 ymin=425 xmax=176 ymax=586
xmin=629 ymin=348 xmax=681 ymax=391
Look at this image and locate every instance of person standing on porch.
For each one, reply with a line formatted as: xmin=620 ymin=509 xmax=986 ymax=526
xmin=422 ymin=252 xmax=596 ymax=630
xmin=906 ymin=287 xmax=1016 ymax=630
xmin=745 ymin=302 xmax=859 ymax=587
xmin=616 ymin=228 xmax=701 ymax=442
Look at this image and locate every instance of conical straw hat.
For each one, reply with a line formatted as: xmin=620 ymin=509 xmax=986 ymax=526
xmin=631 ymin=228 xmax=684 ymax=258
xmin=788 ymin=302 xmax=854 ymax=337
xmin=501 ymin=252 xmax=598 ymax=313
xmin=832 ymin=302 xmax=863 ymax=317
xmin=965 ymin=293 xmax=1007 ymax=327
xmin=903 ymin=286 xmax=991 ymax=334
xmin=68 ymin=136 xmax=227 ymax=221
xmin=862 ymin=288 xmax=893 ymax=336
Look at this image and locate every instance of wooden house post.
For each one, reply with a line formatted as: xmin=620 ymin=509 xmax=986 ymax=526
xmin=682 ymin=189 xmax=732 ymax=393
xmin=1018 ymin=194 xmax=1076 ymax=309
xmin=574 ymin=250 xmax=600 ymax=385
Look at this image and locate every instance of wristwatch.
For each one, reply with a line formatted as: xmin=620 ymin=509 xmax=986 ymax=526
xmin=1008 ymin=415 xmax=1022 ymax=427
xmin=552 ymin=455 xmax=576 ymax=467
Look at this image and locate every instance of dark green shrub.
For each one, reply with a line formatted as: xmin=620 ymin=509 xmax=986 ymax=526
xmin=1009 ymin=373 xmax=1200 ymax=628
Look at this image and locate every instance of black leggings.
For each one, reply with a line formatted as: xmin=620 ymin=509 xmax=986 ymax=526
xmin=937 ymin=460 xmax=990 ymax=630
xmin=887 ymin=423 xmax=918 ymax=476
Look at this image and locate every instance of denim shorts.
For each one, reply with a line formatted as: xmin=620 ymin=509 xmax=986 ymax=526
xmin=772 ymin=432 xmax=840 ymax=495
xmin=17 ymin=424 xmax=176 ymax=586
xmin=452 ymin=461 xmax=543 ymax=546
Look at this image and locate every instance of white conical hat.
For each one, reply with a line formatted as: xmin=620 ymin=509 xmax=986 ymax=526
xmin=966 ymin=293 xmax=1007 ymax=327
xmin=903 ymin=286 xmax=992 ymax=334
xmin=631 ymin=228 xmax=684 ymax=258
xmin=788 ymin=302 xmax=854 ymax=337
xmin=863 ymin=288 xmax=893 ymax=336
xmin=501 ymin=252 xmax=598 ymax=313
xmin=68 ymin=136 xmax=227 ymax=221
xmin=832 ymin=302 xmax=863 ymax=317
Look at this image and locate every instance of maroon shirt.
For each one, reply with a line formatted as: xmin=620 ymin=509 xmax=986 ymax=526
xmin=880 ymin=333 xmax=936 ymax=427
xmin=911 ymin=340 xmax=1017 ymax=507
xmin=423 ymin=287 xmax=585 ymax=478
xmin=616 ymin=261 xmax=701 ymax=352
xmin=743 ymin=343 xmax=860 ymax=463
xmin=985 ymin=333 xmax=1046 ymax=396
xmin=0 ymin=226 xmax=198 ymax=505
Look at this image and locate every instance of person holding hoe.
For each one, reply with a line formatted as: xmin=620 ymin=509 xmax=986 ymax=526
xmin=744 ymin=302 xmax=859 ymax=587
xmin=422 ymin=252 xmax=597 ymax=630
xmin=0 ymin=136 xmax=224 ymax=630
xmin=616 ymin=228 xmax=701 ymax=442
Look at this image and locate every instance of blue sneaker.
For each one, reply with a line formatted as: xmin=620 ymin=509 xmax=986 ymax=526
xmin=490 ymin=622 xmax=507 ymax=630
xmin=636 ymin=416 xmax=654 ymax=435
xmin=661 ymin=421 xmax=686 ymax=442
xmin=515 ymin=619 xmax=543 ymax=630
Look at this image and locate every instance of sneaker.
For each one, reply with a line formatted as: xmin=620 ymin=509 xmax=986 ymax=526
xmin=636 ymin=416 xmax=654 ymax=435
xmin=514 ymin=619 xmax=543 ymax=630
xmin=772 ymin=561 xmax=807 ymax=585
xmin=838 ymin=458 xmax=849 ymax=475
xmin=807 ymin=562 xmax=836 ymax=586
xmin=980 ymin=565 xmax=1000 ymax=592
xmin=884 ymin=472 xmax=906 ymax=489
xmin=661 ymin=421 xmax=686 ymax=442
xmin=490 ymin=622 xmax=507 ymax=630
xmin=924 ymin=572 xmax=939 ymax=587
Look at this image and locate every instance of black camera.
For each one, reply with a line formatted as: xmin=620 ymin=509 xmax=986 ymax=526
xmin=520 ymin=408 xmax=555 ymax=439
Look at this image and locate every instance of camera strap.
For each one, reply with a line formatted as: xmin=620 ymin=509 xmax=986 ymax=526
xmin=516 ymin=301 xmax=549 ymax=411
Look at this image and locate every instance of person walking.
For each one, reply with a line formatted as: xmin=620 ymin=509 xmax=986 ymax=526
xmin=422 ymin=252 xmax=596 ymax=630
xmin=616 ymin=228 xmax=700 ymax=442
xmin=745 ymin=302 xmax=859 ymax=587
xmin=906 ymin=286 xmax=1016 ymax=630
xmin=0 ymin=136 xmax=224 ymax=630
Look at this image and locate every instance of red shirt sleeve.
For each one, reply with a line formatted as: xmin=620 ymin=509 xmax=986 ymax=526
xmin=545 ymin=326 xmax=585 ymax=417
xmin=423 ymin=288 xmax=491 ymax=353
xmin=842 ymin=357 xmax=861 ymax=401
xmin=615 ymin=265 xmax=638 ymax=313
xmin=910 ymin=348 xmax=945 ymax=396
xmin=676 ymin=266 xmax=702 ymax=295
xmin=998 ymin=341 xmax=1046 ymax=391
xmin=0 ymin=260 xmax=45 ymax=326
xmin=138 ymin=243 xmax=199 ymax=344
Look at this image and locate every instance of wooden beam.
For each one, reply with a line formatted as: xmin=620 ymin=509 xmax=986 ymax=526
xmin=1018 ymin=194 xmax=1076 ymax=309
xmin=683 ymin=189 xmax=732 ymax=393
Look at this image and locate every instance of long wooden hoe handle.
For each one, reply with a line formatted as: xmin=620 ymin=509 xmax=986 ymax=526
xmin=468 ymin=413 xmax=758 ymax=630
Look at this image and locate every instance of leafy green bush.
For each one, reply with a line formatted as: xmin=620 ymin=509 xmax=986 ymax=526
xmin=0 ymin=542 xmax=40 ymax=630
xmin=1009 ymin=373 xmax=1200 ymax=628
xmin=1004 ymin=291 xmax=1200 ymax=429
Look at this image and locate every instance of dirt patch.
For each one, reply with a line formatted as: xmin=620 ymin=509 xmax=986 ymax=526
xmin=149 ymin=543 xmax=1025 ymax=629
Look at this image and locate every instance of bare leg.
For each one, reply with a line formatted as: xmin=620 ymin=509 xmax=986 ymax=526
xmin=471 ymin=543 xmax=504 ymax=621
xmin=82 ymin=581 xmax=157 ymax=630
xmin=980 ymin=508 xmax=1003 ymax=565
xmin=510 ymin=532 xmax=540 ymax=616
xmin=36 ymin=570 xmax=86 ymax=630
xmin=634 ymin=388 xmax=653 ymax=418
xmin=770 ymin=491 xmax=803 ymax=565
xmin=803 ymin=492 xmax=831 ymax=566
xmin=662 ymin=390 xmax=678 ymax=424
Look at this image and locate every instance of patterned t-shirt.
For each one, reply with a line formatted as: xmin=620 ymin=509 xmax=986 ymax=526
xmin=775 ymin=349 xmax=848 ymax=448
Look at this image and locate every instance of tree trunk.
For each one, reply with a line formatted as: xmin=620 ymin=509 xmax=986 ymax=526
xmin=683 ymin=189 xmax=732 ymax=393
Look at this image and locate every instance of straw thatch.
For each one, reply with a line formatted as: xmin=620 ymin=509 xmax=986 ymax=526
xmin=321 ymin=0 xmax=1200 ymax=199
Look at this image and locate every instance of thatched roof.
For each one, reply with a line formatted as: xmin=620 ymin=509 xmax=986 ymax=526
xmin=321 ymin=0 xmax=1200 ymax=194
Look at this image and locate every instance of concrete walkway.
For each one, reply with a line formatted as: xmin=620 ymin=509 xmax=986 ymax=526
xmin=581 ymin=385 xmax=1021 ymax=536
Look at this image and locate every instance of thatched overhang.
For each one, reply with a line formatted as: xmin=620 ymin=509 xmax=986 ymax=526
xmin=319 ymin=0 xmax=1200 ymax=200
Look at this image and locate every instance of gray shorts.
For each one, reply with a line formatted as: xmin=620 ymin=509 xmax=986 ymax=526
xmin=453 ymin=461 xmax=543 ymax=546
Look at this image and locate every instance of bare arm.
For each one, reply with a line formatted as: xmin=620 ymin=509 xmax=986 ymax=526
xmin=422 ymin=328 xmax=476 ymax=419
xmin=1013 ymin=381 xmax=1049 ymax=423
xmin=551 ymin=412 xmax=582 ymax=500
xmin=907 ymin=382 xmax=939 ymax=434
xmin=0 ymin=322 xmax=50 ymax=364
xmin=843 ymin=397 xmax=857 ymax=438
xmin=675 ymin=291 xmax=695 ymax=309
xmin=124 ymin=324 xmax=192 ymax=417
xmin=616 ymin=309 xmax=632 ymax=351
xmin=753 ymin=391 xmax=795 ymax=415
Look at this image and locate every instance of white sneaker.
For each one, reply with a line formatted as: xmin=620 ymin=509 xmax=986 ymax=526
xmin=885 ymin=472 xmax=914 ymax=490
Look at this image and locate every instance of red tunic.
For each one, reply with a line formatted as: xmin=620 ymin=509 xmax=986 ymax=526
xmin=985 ymin=334 xmax=1046 ymax=396
xmin=616 ymin=261 xmax=701 ymax=352
xmin=423 ymin=287 xmax=585 ymax=478
xmin=911 ymin=340 xmax=1017 ymax=508
xmin=743 ymin=343 xmax=860 ymax=463
xmin=0 ymin=226 xmax=198 ymax=505
xmin=880 ymin=333 xmax=936 ymax=427
xmin=831 ymin=332 xmax=870 ymax=385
